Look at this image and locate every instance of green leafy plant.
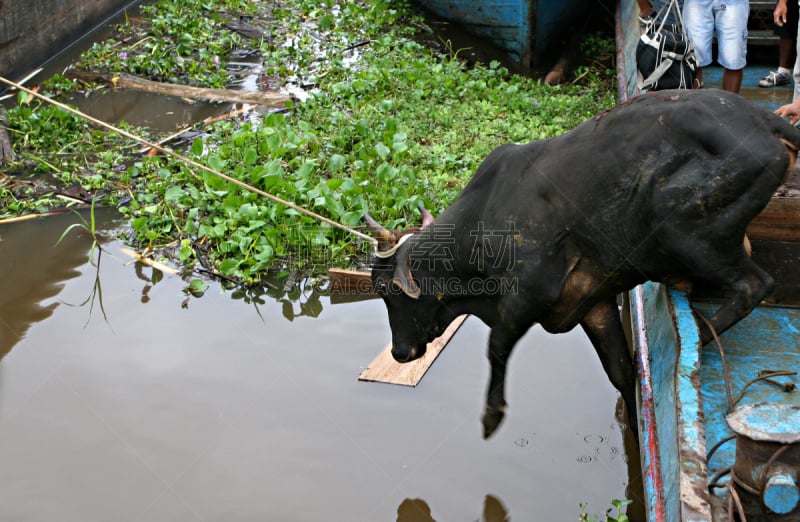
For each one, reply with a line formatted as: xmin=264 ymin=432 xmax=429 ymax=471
xmin=56 ymin=197 xmax=101 ymax=263
xmin=55 ymin=199 xmax=113 ymax=325
xmin=579 ymin=499 xmax=632 ymax=522
xmin=3 ymin=0 xmax=618 ymax=286
xmin=76 ymin=0 xmax=254 ymax=87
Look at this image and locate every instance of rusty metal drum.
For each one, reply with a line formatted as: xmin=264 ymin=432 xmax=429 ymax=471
xmin=726 ymin=403 xmax=800 ymax=520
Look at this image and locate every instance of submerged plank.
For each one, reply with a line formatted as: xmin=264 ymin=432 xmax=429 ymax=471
xmin=359 ymin=315 xmax=468 ymax=387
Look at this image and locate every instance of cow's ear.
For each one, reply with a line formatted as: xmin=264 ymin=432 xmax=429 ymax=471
xmin=364 ymin=213 xmax=396 ymax=251
xmin=393 ymin=254 xmax=421 ymax=299
xmin=419 ymin=204 xmax=434 ymax=229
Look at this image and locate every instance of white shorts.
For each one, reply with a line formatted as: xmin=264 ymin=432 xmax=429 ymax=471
xmin=684 ymin=0 xmax=748 ymax=70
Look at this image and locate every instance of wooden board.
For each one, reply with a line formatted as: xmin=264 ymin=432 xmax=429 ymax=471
xmin=328 ymin=268 xmax=378 ymax=304
xmin=747 ymin=167 xmax=800 ymax=242
xmin=328 ymin=268 xmax=373 ymax=292
xmin=358 ymin=315 xmax=468 ymax=386
xmin=747 ymin=197 xmax=800 ymax=242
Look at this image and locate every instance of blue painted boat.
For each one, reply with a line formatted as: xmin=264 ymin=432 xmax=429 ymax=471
xmin=616 ymin=2 xmax=800 ymax=520
xmin=630 ymin=279 xmax=800 ymax=521
xmin=417 ymin=0 xmax=594 ymax=72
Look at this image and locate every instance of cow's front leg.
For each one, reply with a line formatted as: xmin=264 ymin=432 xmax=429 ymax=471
xmin=580 ymin=298 xmax=639 ymax=442
xmin=483 ymin=327 xmax=523 ymax=439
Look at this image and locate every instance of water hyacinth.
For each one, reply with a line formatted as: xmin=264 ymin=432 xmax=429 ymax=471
xmin=2 ymin=0 xmax=617 ymax=285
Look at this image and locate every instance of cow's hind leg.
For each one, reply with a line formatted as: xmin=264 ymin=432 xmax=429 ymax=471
xmin=663 ymin=235 xmax=774 ymax=343
xmin=581 ymin=299 xmax=639 ymax=441
xmin=693 ymin=257 xmax=774 ymax=344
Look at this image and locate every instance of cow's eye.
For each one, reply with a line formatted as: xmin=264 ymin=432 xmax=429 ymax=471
xmin=376 ymin=282 xmax=388 ymax=295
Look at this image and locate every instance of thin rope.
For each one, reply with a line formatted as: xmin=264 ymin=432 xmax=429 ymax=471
xmin=726 ymin=483 xmax=748 ymax=522
xmin=733 ymin=370 xmax=797 ymax=407
xmin=706 ymin=434 xmax=736 ymax=464
xmin=0 ymin=75 xmax=378 ymax=246
xmin=696 ymin=308 xmax=797 ymax=520
xmin=694 ymin=311 xmax=735 ymax=412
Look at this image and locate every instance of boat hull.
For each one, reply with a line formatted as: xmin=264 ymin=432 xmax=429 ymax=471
xmin=417 ymin=0 xmax=593 ymax=71
xmin=616 ymin=2 xmax=800 ymax=520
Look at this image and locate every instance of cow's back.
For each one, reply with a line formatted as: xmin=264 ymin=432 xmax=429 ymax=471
xmin=445 ymin=89 xmax=799 ymax=281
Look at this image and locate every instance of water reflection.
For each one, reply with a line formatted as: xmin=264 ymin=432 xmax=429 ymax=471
xmin=0 ymin=205 xmax=366 ymax=359
xmin=230 ymin=275 xmax=325 ymax=321
xmin=397 ymin=499 xmax=436 ymax=522
xmin=0 ymin=212 xmax=641 ymax=521
xmin=0 ymin=209 xmax=117 ymax=360
xmin=396 ymin=495 xmax=510 ymax=522
xmin=0 ymin=216 xmax=636 ymax=519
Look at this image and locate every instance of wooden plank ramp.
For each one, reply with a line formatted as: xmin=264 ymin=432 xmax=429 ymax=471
xmin=358 ymin=315 xmax=468 ymax=386
xmin=328 ymin=268 xmax=468 ymax=385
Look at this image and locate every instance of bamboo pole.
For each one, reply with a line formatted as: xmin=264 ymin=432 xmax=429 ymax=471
xmin=0 ymin=208 xmax=77 ymax=225
xmin=0 ymin=74 xmax=377 ymax=246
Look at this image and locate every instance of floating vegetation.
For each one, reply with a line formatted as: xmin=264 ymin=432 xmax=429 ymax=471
xmin=1 ymin=0 xmax=617 ymax=285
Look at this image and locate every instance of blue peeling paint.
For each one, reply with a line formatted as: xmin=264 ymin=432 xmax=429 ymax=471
xmin=632 ymin=283 xmax=800 ymax=522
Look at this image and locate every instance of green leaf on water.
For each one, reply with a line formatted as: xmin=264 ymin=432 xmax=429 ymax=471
xmin=375 ymin=142 xmax=390 ymax=160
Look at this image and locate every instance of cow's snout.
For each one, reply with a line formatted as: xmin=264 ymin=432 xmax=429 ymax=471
xmin=391 ymin=343 xmax=427 ymax=363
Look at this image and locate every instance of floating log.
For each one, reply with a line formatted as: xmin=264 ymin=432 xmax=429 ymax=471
xmin=359 ymin=315 xmax=468 ymax=387
xmin=66 ymin=70 xmax=292 ymax=107
xmin=0 ymin=208 xmax=79 ymax=225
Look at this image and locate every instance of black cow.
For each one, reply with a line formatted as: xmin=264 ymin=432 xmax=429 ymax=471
xmin=366 ymin=89 xmax=799 ymax=439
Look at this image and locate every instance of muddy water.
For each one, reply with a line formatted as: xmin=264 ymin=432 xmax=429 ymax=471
xmin=0 ymin=2 xmax=643 ymax=519
xmin=0 ymin=211 xmax=638 ymax=521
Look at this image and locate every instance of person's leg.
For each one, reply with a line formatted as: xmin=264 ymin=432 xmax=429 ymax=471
xmin=722 ymin=68 xmax=744 ymax=92
xmin=790 ymin=1 xmax=800 ymax=100
xmin=795 ymin=29 xmax=800 ymax=100
xmin=778 ymin=0 xmax=796 ymax=70
xmin=780 ymin=37 xmax=795 ymax=69
xmin=759 ymin=34 xmax=793 ymax=87
xmin=715 ymin=0 xmax=748 ymax=93
xmin=683 ymin=0 xmax=715 ymax=87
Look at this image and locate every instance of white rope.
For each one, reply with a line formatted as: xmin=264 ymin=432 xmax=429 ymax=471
xmin=0 ymin=74 xmax=379 ymax=246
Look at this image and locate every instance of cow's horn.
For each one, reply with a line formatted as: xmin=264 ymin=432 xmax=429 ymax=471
xmin=364 ymin=213 xmax=396 ymax=251
xmin=419 ymin=204 xmax=434 ymax=229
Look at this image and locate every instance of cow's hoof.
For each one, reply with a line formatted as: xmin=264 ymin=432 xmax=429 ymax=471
xmin=482 ymin=406 xmax=505 ymax=439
